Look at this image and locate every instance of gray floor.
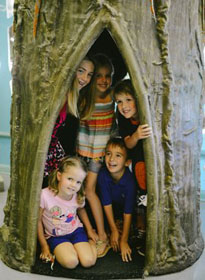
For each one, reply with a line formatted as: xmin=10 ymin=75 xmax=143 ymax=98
xmin=0 ymin=173 xmax=205 ymax=280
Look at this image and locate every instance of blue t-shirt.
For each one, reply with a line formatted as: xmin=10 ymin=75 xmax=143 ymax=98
xmin=97 ymin=166 xmax=136 ymax=215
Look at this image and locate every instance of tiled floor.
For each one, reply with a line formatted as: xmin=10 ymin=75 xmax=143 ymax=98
xmin=0 ymin=173 xmax=205 ymax=280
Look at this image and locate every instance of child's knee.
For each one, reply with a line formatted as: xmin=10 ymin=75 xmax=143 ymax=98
xmin=80 ymin=254 xmax=96 ymax=268
xmin=60 ymin=256 xmax=79 ymax=269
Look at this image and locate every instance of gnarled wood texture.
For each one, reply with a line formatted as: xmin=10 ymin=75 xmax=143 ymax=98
xmin=0 ymin=0 xmax=204 ymax=276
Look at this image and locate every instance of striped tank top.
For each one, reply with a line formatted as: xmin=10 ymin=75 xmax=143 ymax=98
xmin=77 ymin=100 xmax=115 ymax=158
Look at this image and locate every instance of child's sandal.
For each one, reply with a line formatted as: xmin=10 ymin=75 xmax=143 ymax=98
xmin=96 ymin=240 xmax=111 ymax=258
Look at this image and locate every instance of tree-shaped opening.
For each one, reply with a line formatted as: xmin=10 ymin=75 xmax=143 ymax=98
xmin=33 ymin=29 xmax=146 ymax=279
xmin=88 ymin=29 xmax=128 ymax=85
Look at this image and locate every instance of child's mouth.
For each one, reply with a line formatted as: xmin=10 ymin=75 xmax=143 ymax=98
xmin=108 ymin=163 xmax=117 ymax=168
xmin=79 ymin=81 xmax=85 ymax=87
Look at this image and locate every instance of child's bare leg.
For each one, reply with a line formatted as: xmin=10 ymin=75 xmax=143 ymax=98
xmin=136 ymin=214 xmax=146 ymax=230
xmin=74 ymin=241 xmax=97 ymax=267
xmin=85 ymin=171 xmax=107 ymax=242
xmin=54 ymin=242 xmax=79 ymax=269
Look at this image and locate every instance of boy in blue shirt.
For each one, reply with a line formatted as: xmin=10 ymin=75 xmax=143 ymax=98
xmin=97 ymin=137 xmax=136 ymax=262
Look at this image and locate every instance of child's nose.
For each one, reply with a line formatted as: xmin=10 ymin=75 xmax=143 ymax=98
xmin=110 ymin=155 xmax=114 ymax=161
xmin=71 ymin=181 xmax=77 ymax=188
xmin=85 ymin=74 xmax=90 ymax=82
xmin=101 ymin=76 xmax=106 ymax=82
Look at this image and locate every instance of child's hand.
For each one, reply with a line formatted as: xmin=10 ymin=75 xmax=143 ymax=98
xmin=87 ymin=228 xmax=99 ymax=243
xmin=120 ymin=241 xmax=132 ymax=262
xmin=135 ymin=124 xmax=152 ymax=140
xmin=110 ymin=229 xmax=120 ymax=251
xmin=40 ymin=246 xmax=54 ymax=262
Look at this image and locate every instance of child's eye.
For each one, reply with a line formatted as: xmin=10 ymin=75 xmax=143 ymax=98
xmin=106 ymin=151 xmax=111 ymax=156
xmin=67 ymin=177 xmax=73 ymax=181
xmin=116 ymin=154 xmax=122 ymax=157
xmin=77 ymin=68 xmax=84 ymax=74
xmin=116 ymin=100 xmax=122 ymax=104
xmin=77 ymin=181 xmax=82 ymax=185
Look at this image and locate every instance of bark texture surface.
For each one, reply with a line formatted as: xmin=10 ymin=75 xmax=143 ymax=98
xmin=0 ymin=0 xmax=204 ymax=276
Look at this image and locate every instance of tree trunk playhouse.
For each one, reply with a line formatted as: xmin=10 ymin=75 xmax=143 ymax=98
xmin=0 ymin=0 xmax=204 ymax=278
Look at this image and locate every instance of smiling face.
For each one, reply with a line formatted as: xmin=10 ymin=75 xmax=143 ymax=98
xmin=94 ymin=66 xmax=112 ymax=96
xmin=57 ymin=166 xmax=86 ymax=200
xmin=76 ymin=59 xmax=95 ymax=90
xmin=115 ymin=92 xmax=137 ymax=119
xmin=105 ymin=144 xmax=130 ymax=181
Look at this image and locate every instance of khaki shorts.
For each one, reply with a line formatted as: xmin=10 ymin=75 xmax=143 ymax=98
xmin=79 ymin=156 xmax=104 ymax=173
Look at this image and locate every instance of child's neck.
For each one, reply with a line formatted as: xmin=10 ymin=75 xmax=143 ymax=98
xmin=57 ymin=192 xmax=73 ymax=201
xmin=96 ymin=90 xmax=110 ymax=102
xmin=111 ymin=168 xmax=126 ymax=184
xmin=131 ymin=112 xmax=138 ymax=120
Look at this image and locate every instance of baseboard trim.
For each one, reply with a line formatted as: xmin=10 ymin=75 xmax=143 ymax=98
xmin=0 ymin=131 xmax=10 ymax=138
xmin=0 ymin=164 xmax=10 ymax=175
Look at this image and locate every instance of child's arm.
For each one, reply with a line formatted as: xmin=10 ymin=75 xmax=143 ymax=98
xmin=37 ymin=207 xmax=53 ymax=261
xmin=120 ymin=213 xmax=132 ymax=262
xmin=78 ymin=207 xmax=98 ymax=242
xmin=104 ymin=205 xmax=120 ymax=251
xmin=124 ymin=124 xmax=152 ymax=149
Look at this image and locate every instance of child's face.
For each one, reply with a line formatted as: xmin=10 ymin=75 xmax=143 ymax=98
xmin=115 ymin=92 xmax=137 ymax=119
xmin=76 ymin=59 xmax=94 ymax=90
xmin=57 ymin=166 xmax=86 ymax=200
xmin=94 ymin=66 xmax=112 ymax=95
xmin=105 ymin=144 xmax=129 ymax=178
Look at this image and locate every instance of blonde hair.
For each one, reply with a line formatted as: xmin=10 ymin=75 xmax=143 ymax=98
xmin=67 ymin=78 xmax=79 ymax=117
xmin=48 ymin=156 xmax=87 ymax=205
xmin=78 ymin=81 xmax=96 ymax=120
xmin=67 ymin=56 xmax=95 ymax=118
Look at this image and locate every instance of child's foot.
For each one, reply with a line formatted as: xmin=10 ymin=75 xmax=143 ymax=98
xmin=137 ymin=245 xmax=145 ymax=257
xmin=135 ymin=229 xmax=146 ymax=256
xmin=96 ymin=239 xmax=111 ymax=258
xmin=135 ymin=229 xmax=146 ymax=249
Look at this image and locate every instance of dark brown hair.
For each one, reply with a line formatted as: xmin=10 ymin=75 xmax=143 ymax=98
xmin=113 ymin=79 xmax=136 ymax=103
xmin=105 ymin=137 xmax=130 ymax=160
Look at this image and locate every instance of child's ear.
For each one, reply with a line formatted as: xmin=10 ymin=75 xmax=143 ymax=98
xmin=125 ymin=159 xmax=132 ymax=167
xmin=57 ymin=171 xmax=62 ymax=181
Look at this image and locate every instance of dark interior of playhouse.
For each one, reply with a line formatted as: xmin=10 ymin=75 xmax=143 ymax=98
xmin=31 ymin=29 xmax=145 ymax=279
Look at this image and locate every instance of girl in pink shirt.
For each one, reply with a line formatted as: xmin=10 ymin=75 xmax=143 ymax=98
xmin=38 ymin=156 xmax=97 ymax=269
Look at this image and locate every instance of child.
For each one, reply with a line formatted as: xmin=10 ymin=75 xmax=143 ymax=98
xmin=113 ymin=79 xmax=152 ymax=256
xmin=97 ymin=137 xmax=136 ymax=262
xmin=38 ymin=156 xmax=97 ymax=269
xmin=43 ymin=56 xmax=95 ymax=187
xmin=76 ymin=53 xmax=115 ymax=257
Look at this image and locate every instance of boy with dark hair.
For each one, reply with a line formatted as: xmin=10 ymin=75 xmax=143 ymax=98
xmin=97 ymin=137 xmax=136 ymax=262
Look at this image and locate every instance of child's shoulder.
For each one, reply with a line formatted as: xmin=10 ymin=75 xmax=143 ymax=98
xmin=41 ymin=187 xmax=49 ymax=194
xmin=123 ymin=167 xmax=135 ymax=181
xmin=41 ymin=187 xmax=56 ymax=197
